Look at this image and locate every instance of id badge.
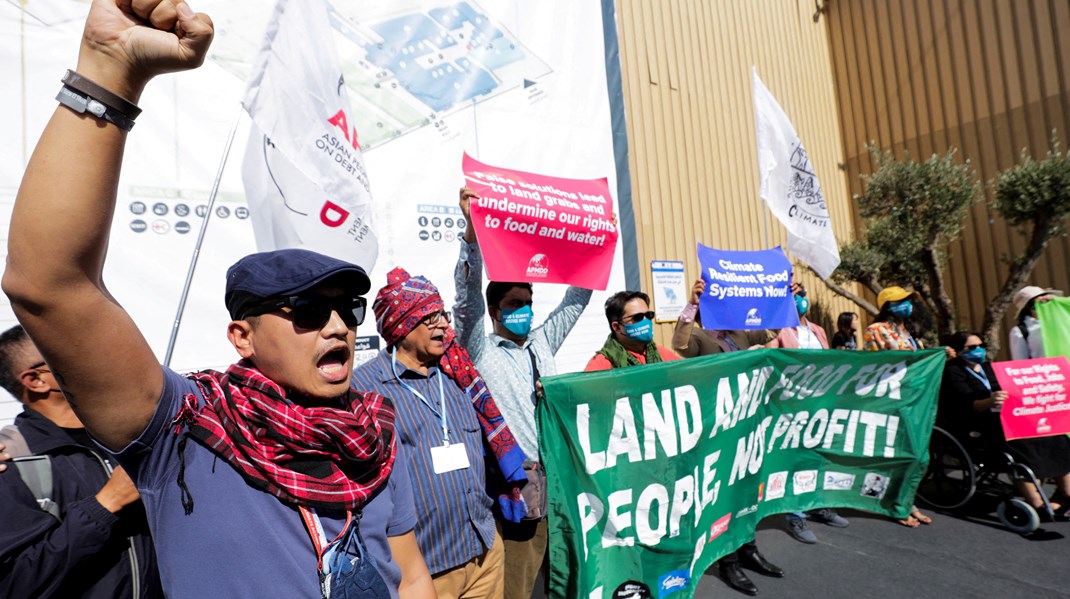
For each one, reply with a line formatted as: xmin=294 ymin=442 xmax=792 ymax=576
xmin=430 ymin=442 xmax=470 ymax=474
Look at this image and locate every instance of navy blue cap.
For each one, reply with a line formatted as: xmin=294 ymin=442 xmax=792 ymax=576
xmin=225 ymin=248 xmax=371 ymax=320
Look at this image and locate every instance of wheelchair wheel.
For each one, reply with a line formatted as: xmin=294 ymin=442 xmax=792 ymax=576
xmin=916 ymin=426 xmax=976 ymax=509
xmin=996 ymin=497 xmax=1040 ymax=535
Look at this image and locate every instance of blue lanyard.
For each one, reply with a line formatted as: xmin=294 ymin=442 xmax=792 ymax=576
xmin=963 ymin=365 xmax=991 ymax=391
xmin=390 ymin=348 xmax=450 ymax=444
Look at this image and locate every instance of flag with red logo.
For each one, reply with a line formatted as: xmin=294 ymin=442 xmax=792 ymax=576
xmin=241 ymin=0 xmax=378 ymax=271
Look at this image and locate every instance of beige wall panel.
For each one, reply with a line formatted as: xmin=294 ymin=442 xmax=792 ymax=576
xmin=615 ymin=0 xmax=864 ymax=347
xmin=826 ymin=0 xmax=1070 ymax=357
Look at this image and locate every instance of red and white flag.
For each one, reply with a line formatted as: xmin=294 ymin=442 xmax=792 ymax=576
xmin=241 ymin=0 xmax=378 ymax=270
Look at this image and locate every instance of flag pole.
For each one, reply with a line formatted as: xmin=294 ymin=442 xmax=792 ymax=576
xmin=163 ymin=106 xmax=244 ymax=368
xmin=471 ymin=97 xmax=480 ymax=158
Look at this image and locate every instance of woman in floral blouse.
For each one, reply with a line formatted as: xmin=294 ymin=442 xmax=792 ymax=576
xmin=863 ymin=286 xmax=934 ymax=527
xmin=864 ymin=287 xmax=921 ymax=351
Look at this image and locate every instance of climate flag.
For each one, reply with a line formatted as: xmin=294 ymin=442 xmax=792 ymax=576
xmin=753 ymin=67 xmax=840 ymax=280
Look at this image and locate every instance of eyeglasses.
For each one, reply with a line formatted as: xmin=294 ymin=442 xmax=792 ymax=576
xmin=420 ymin=311 xmax=452 ymax=327
xmin=26 ymin=361 xmax=49 ymax=373
xmin=242 ymin=295 xmax=367 ymax=329
xmin=964 ymin=342 xmax=987 ymax=351
xmin=620 ymin=311 xmax=655 ymax=325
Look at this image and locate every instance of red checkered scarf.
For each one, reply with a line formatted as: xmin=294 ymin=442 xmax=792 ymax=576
xmin=174 ymin=360 xmax=396 ymax=512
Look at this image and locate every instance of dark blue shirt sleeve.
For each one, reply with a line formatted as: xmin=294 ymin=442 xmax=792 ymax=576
xmin=0 ymin=465 xmax=122 ymax=598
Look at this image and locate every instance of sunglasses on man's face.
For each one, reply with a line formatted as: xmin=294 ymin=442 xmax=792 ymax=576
xmin=620 ymin=311 xmax=655 ymax=325
xmin=243 ymin=295 xmax=367 ymax=330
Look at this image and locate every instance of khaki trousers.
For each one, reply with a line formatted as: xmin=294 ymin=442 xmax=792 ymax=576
xmin=500 ymin=519 xmax=548 ymax=599
xmin=432 ymin=531 xmax=506 ymax=599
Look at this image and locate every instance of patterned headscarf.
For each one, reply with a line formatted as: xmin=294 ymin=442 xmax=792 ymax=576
xmin=373 ymin=268 xmax=445 ymax=345
xmin=372 ymin=267 xmax=530 ymax=521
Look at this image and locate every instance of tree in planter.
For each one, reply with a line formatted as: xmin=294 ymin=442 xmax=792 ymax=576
xmin=821 ymin=147 xmax=979 ymax=339
xmin=982 ymin=136 xmax=1070 ymax=353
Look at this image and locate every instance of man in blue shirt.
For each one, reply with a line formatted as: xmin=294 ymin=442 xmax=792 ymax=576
xmin=454 ymin=188 xmax=593 ymax=598
xmin=3 ymin=2 xmax=433 ymax=597
xmin=353 ymin=267 xmax=528 ymax=598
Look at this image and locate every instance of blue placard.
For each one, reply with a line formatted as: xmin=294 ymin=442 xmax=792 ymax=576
xmin=696 ymin=243 xmax=799 ymax=330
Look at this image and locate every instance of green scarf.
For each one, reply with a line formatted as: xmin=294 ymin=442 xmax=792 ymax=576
xmin=594 ymin=334 xmax=663 ymax=369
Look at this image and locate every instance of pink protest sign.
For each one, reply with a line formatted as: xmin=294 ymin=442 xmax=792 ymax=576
xmin=991 ymin=357 xmax=1070 ymax=440
xmin=463 ymin=153 xmax=618 ymax=290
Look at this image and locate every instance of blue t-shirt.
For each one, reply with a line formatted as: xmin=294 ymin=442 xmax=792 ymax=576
xmin=111 ymin=368 xmax=416 ymax=599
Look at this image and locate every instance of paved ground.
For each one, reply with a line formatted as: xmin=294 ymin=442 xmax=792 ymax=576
xmin=692 ymin=498 xmax=1068 ymax=598
xmin=534 ymin=487 xmax=1068 ymax=598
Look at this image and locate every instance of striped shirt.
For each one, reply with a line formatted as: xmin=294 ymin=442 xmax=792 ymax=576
xmin=453 ymin=240 xmax=593 ymax=459
xmin=351 ymin=349 xmax=495 ymax=575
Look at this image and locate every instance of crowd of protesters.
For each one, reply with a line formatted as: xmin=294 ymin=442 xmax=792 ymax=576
xmin=0 ymin=2 xmax=1068 ymax=599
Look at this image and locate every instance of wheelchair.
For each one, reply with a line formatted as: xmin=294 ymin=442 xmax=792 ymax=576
xmin=916 ymin=425 xmax=1056 ymax=534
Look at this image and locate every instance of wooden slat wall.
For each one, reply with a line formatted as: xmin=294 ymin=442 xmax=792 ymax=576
xmin=615 ymin=0 xmax=863 ymax=344
xmin=827 ymin=0 xmax=1070 ymax=356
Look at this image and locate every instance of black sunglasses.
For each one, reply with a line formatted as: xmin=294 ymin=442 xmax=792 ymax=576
xmin=620 ymin=311 xmax=655 ymax=325
xmin=242 ymin=295 xmax=367 ymax=329
xmin=964 ymin=342 xmax=987 ymax=351
xmin=420 ymin=311 xmax=452 ymax=327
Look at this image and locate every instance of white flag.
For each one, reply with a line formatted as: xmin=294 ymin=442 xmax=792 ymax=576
xmin=241 ymin=0 xmax=378 ymax=271
xmin=752 ymin=67 xmax=840 ymax=279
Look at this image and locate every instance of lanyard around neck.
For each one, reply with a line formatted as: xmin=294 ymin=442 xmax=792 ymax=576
xmin=299 ymin=506 xmax=353 ymax=575
xmin=391 ymin=347 xmax=450 ymax=444
xmin=963 ymin=365 xmax=991 ymax=391
xmin=790 ymin=324 xmax=820 ymax=349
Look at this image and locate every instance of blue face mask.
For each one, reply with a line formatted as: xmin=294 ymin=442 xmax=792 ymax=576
xmin=500 ymin=305 xmax=533 ymax=337
xmin=795 ymin=295 xmax=810 ymax=316
xmin=961 ymin=347 xmax=986 ymax=364
xmin=889 ymin=300 xmax=913 ymax=319
xmin=622 ymin=318 xmax=654 ymax=344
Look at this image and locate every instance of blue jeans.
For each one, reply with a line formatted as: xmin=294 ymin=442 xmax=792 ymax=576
xmin=784 ymin=511 xmax=808 ymax=523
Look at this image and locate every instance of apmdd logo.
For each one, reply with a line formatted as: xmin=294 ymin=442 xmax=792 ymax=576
xmin=657 ymin=570 xmax=690 ymax=598
xmin=1037 ymin=417 xmax=1052 ymax=434
xmin=745 ymin=308 xmax=761 ymax=326
xmin=526 ymin=253 xmax=550 ymax=278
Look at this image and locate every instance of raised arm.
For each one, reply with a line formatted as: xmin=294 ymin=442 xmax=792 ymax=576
xmin=1 ymin=0 xmax=213 ymax=450
xmin=453 ymin=187 xmax=488 ymax=360
xmin=672 ymin=280 xmax=705 ymax=358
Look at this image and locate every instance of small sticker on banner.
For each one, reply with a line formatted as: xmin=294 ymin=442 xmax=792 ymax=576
xmin=431 ymin=442 xmax=470 ymax=474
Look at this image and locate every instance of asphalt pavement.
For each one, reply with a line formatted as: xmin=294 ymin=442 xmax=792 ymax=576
xmin=692 ymin=497 xmax=1068 ymax=598
xmin=533 ymin=486 xmax=1068 ymax=598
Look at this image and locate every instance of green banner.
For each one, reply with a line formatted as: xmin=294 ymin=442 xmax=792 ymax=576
xmin=537 ymin=348 xmax=944 ymax=599
xmin=1038 ymin=297 xmax=1070 ymax=359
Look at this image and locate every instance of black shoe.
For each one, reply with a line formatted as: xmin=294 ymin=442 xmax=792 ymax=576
xmin=719 ymin=562 xmax=759 ymax=596
xmin=739 ymin=547 xmax=785 ymax=578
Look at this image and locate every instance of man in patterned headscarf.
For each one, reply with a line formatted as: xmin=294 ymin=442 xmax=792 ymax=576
xmin=353 ymin=267 xmax=528 ymax=599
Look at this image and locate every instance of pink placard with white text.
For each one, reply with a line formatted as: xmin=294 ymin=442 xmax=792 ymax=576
xmin=991 ymin=357 xmax=1070 ymax=440
xmin=463 ymin=153 xmax=618 ymax=290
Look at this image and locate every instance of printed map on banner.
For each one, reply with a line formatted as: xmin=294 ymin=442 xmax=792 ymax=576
xmin=206 ymin=0 xmax=552 ymax=152
xmin=0 ymin=0 xmax=627 ymax=423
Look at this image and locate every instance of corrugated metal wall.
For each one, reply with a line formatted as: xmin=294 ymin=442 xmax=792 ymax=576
xmin=614 ymin=0 xmax=863 ymax=343
xmin=826 ymin=0 xmax=1070 ymax=353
